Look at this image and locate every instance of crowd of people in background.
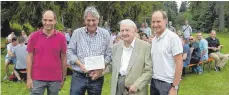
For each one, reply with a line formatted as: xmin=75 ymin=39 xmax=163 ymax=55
xmin=2 ymin=6 xmax=229 ymax=95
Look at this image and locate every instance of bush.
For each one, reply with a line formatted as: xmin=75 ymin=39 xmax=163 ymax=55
xmin=55 ymin=23 xmax=64 ymax=31
xmin=23 ymin=22 xmax=35 ymax=34
xmin=9 ymin=22 xmax=23 ymax=36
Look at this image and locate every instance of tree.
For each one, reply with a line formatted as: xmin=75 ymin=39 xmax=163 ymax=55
xmin=179 ymin=1 xmax=188 ymax=12
xmin=219 ymin=1 xmax=225 ymax=32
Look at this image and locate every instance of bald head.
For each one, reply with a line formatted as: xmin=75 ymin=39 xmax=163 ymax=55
xmin=210 ymin=30 xmax=216 ymax=38
xmin=152 ymin=10 xmax=168 ymax=20
xmin=42 ymin=10 xmax=56 ymax=20
xmin=42 ymin=10 xmax=57 ymax=32
xmin=151 ymin=10 xmax=168 ymax=34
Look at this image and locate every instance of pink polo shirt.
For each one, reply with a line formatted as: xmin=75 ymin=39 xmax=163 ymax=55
xmin=27 ymin=29 xmax=67 ymax=81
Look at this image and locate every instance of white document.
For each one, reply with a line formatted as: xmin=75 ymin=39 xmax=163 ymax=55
xmin=84 ymin=55 xmax=105 ymax=71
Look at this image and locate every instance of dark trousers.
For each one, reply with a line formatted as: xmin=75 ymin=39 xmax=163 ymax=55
xmin=150 ymin=78 xmax=172 ymax=95
xmin=70 ymin=71 xmax=104 ymax=95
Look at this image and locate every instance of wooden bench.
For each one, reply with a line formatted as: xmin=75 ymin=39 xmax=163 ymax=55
xmin=187 ymin=58 xmax=214 ymax=73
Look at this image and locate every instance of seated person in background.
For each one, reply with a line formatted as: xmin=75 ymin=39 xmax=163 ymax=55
xmin=3 ymin=37 xmax=18 ymax=80
xmin=140 ymin=33 xmax=148 ymax=42
xmin=189 ymin=36 xmax=202 ymax=74
xmin=206 ymin=30 xmax=229 ymax=71
xmin=196 ymin=31 xmax=208 ymax=74
xmin=13 ymin=36 xmax=27 ymax=81
xmin=181 ymin=36 xmax=191 ymax=77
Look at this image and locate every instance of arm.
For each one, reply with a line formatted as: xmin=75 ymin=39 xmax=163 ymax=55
xmin=183 ymin=53 xmax=187 ymax=60
xmin=104 ymin=33 xmax=112 ymax=66
xmin=61 ymin=38 xmax=67 ymax=80
xmin=132 ymin=45 xmax=152 ymax=91
xmin=173 ymin=54 xmax=183 ymax=86
xmin=68 ymin=30 xmax=80 ymax=66
xmin=171 ymin=36 xmax=183 ymax=86
xmin=26 ymin=53 xmax=33 ymax=80
xmin=7 ymin=45 xmax=14 ymax=57
xmin=67 ymin=30 xmax=87 ymax=72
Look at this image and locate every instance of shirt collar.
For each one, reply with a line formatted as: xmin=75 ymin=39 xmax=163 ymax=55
xmin=39 ymin=29 xmax=58 ymax=36
xmin=84 ymin=27 xmax=99 ymax=35
xmin=156 ymin=28 xmax=169 ymax=40
xmin=123 ymin=37 xmax=136 ymax=49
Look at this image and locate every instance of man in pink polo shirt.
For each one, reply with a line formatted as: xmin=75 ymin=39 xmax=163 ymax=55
xmin=26 ymin=10 xmax=67 ymax=95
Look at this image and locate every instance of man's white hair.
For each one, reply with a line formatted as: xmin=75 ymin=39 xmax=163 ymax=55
xmin=84 ymin=6 xmax=100 ymax=19
xmin=119 ymin=19 xmax=137 ymax=29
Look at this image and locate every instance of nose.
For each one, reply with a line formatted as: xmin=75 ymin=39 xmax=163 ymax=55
xmin=89 ymin=21 xmax=94 ymax=26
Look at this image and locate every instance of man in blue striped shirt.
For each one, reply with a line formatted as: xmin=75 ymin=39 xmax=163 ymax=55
xmin=68 ymin=6 xmax=111 ymax=95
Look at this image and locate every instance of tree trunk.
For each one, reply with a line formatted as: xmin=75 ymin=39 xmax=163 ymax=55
xmin=219 ymin=1 xmax=225 ymax=32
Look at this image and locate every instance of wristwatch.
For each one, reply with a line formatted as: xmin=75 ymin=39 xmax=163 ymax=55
xmin=171 ymin=84 xmax=179 ymax=90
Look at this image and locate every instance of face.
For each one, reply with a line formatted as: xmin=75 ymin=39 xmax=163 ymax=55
xmin=185 ymin=20 xmax=188 ymax=25
xmin=210 ymin=31 xmax=216 ymax=38
xmin=142 ymin=23 xmax=145 ymax=27
xmin=84 ymin=12 xmax=99 ymax=32
xmin=189 ymin=36 xmax=194 ymax=43
xmin=21 ymin=31 xmax=25 ymax=35
xmin=197 ymin=33 xmax=202 ymax=40
xmin=42 ymin=11 xmax=56 ymax=31
xmin=12 ymin=40 xmax=18 ymax=46
xmin=120 ymin=24 xmax=136 ymax=43
xmin=151 ymin=12 xmax=167 ymax=34
xmin=142 ymin=35 xmax=147 ymax=40
xmin=169 ymin=21 xmax=172 ymax=26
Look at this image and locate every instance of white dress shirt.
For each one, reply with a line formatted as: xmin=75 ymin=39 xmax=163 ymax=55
xmin=119 ymin=38 xmax=136 ymax=76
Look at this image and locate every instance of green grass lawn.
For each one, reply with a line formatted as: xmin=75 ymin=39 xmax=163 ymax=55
xmin=1 ymin=33 xmax=229 ymax=95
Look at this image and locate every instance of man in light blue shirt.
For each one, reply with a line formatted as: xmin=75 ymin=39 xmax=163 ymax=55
xmin=197 ymin=32 xmax=208 ymax=61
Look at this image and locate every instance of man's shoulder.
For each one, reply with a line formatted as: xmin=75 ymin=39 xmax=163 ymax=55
xmin=137 ymin=38 xmax=151 ymax=47
xmin=184 ymin=44 xmax=190 ymax=49
xmin=112 ymin=41 xmax=122 ymax=51
xmin=98 ymin=27 xmax=110 ymax=35
xmin=29 ymin=31 xmax=41 ymax=38
xmin=166 ymin=29 xmax=179 ymax=38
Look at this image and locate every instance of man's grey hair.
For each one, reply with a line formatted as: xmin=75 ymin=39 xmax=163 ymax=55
xmin=119 ymin=19 xmax=137 ymax=29
xmin=84 ymin=6 xmax=100 ymax=19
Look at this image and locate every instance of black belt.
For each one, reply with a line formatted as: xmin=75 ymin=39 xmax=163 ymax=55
xmin=73 ymin=70 xmax=90 ymax=77
xmin=153 ymin=78 xmax=172 ymax=85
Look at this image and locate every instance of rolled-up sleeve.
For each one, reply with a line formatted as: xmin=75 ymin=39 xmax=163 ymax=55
xmin=67 ymin=30 xmax=78 ymax=65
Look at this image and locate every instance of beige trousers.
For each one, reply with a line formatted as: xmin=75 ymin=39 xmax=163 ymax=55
xmin=210 ymin=52 xmax=229 ymax=68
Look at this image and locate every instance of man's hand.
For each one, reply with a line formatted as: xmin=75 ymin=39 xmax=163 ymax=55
xmin=128 ymin=85 xmax=138 ymax=94
xmin=59 ymin=80 xmax=65 ymax=90
xmin=169 ymin=87 xmax=177 ymax=95
xmin=79 ymin=64 xmax=88 ymax=73
xmin=26 ymin=79 xmax=33 ymax=89
xmin=90 ymin=69 xmax=103 ymax=80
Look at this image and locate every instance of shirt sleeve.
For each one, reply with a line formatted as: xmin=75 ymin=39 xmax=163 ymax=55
xmin=184 ymin=45 xmax=189 ymax=54
xmin=171 ymin=35 xmax=183 ymax=56
xmin=104 ymin=32 xmax=112 ymax=65
xmin=67 ymin=30 xmax=79 ymax=65
xmin=26 ymin=33 xmax=36 ymax=53
xmin=61 ymin=35 xmax=67 ymax=54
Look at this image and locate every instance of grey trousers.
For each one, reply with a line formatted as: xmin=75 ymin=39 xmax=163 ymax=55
xmin=30 ymin=80 xmax=61 ymax=95
xmin=116 ymin=75 xmax=128 ymax=95
xmin=150 ymin=78 xmax=172 ymax=95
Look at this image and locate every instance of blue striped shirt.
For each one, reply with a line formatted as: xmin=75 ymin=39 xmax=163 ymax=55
xmin=67 ymin=27 xmax=112 ymax=72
